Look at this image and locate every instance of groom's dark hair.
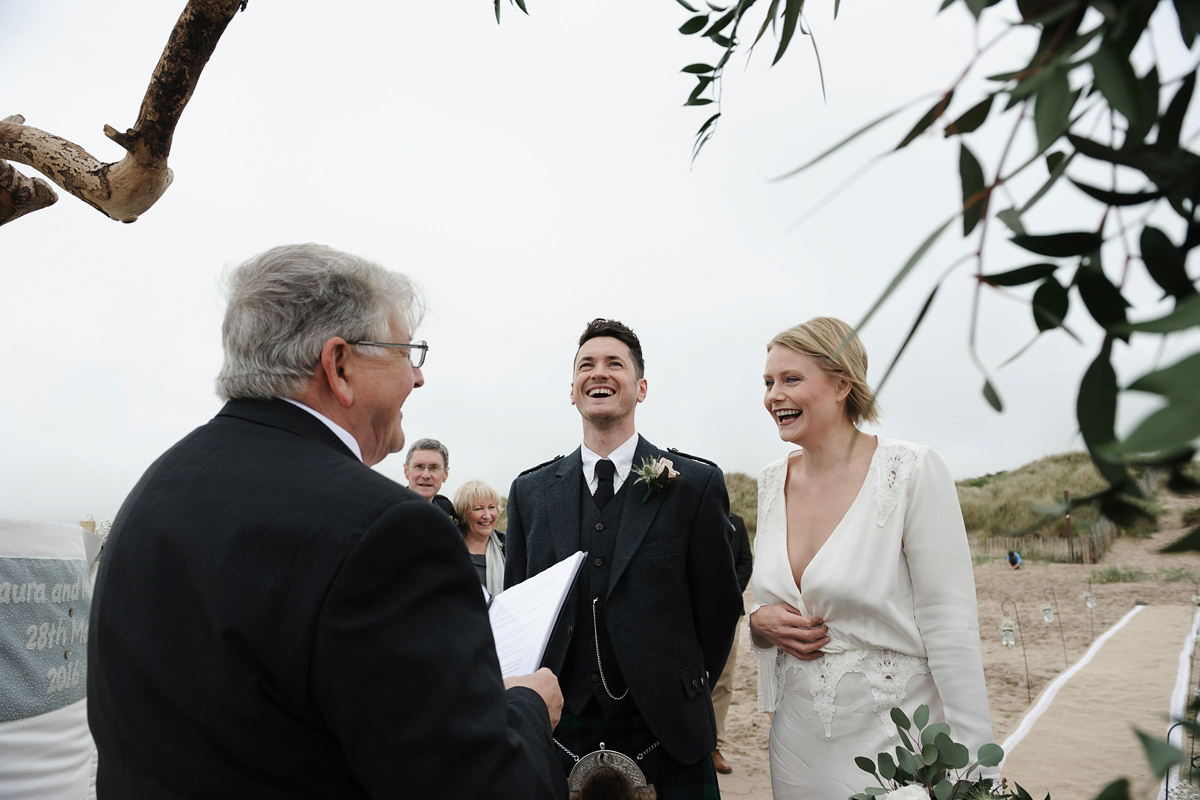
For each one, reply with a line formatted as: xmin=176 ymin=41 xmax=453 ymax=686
xmin=578 ymin=318 xmax=645 ymax=379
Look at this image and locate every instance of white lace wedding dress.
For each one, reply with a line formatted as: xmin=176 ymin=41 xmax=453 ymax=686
xmin=751 ymin=437 xmax=995 ymax=799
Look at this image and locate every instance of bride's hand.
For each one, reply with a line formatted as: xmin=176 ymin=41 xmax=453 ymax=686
xmin=749 ymin=603 xmax=829 ymax=661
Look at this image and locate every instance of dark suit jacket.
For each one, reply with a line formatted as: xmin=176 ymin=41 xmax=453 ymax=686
xmin=503 ymin=435 xmax=742 ymax=764
xmin=729 ymin=512 xmax=754 ymax=615
xmin=88 ymin=399 xmax=564 ymax=799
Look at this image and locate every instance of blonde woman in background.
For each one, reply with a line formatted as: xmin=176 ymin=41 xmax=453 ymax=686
xmin=749 ymin=317 xmax=995 ymax=798
xmin=454 ymin=480 xmax=506 ymax=599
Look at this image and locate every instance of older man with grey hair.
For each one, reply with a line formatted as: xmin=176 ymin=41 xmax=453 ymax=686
xmin=88 ymin=243 xmax=565 ymax=799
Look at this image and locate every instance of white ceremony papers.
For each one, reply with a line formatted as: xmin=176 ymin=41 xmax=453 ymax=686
xmin=488 ymin=551 xmax=585 ymax=678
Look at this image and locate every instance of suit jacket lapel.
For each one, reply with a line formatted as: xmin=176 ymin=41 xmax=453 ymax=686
xmin=608 ymin=435 xmax=664 ymax=594
xmin=548 ymin=448 xmax=584 ymax=561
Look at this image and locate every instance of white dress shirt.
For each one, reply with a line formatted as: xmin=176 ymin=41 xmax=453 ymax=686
xmin=580 ymin=432 xmax=638 ymax=495
xmin=279 ymin=397 xmax=363 ymax=462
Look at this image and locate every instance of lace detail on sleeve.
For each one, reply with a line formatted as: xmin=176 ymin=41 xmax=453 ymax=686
xmin=873 ymin=445 xmax=917 ymax=527
xmin=757 ymin=461 xmax=787 ymax=527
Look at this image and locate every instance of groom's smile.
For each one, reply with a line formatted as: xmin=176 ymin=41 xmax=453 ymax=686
xmin=570 ymin=335 xmax=647 ymax=428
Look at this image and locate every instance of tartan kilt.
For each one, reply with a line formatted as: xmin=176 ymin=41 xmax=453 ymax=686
xmin=554 ymin=706 xmax=721 ymax=800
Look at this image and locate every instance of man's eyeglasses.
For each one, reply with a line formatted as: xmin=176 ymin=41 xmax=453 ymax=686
xmin=347 ymin=340 xmax=428 ymax=368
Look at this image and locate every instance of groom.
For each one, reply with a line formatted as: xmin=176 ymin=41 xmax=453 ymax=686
xmin=504 ymin=318 xmax=742 ymax=799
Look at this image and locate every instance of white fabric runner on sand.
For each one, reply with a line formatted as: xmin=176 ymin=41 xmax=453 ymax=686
xmin=1000 ymin=604 xmax=1197 ymax=800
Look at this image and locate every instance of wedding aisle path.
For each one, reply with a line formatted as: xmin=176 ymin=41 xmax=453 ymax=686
xmin=999 ymin=604 xmax=1198 ymax=800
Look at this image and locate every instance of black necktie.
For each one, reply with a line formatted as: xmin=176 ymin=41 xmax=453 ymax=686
xmin=594 ymin=459 xmax=615 ymax=511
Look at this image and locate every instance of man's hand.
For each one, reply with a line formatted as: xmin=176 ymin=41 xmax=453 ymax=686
xmin=504 ymin=668 xmax=563 ymax=728
xmin=748 ymin=603 xmax=828 ymax=661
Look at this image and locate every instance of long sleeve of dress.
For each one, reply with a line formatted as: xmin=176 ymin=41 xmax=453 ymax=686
xmin=902 ymin=448 xmax=996 ymax=764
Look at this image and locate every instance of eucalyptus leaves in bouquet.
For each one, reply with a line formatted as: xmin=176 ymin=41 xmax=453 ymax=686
xmin=849 ymin=705 xmax=1025 ymax=800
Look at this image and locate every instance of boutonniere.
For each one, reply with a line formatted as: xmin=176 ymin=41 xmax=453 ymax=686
xmin=632 ymin=456 xmax=679 ymax=502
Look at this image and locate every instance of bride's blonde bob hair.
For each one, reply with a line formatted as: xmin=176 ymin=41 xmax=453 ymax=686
xmin=767 ymin=316 xmax=880 ymax=426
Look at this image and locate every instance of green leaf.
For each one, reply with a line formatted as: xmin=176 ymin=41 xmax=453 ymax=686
xmin=1091 ymin=43 xmax=1147 ymax=129
xmin=1167 ymin=469 xmax=1200 ymax=495
xmin=494 ymin=0 xmax=501 ymax=24
xmin=1126 ymin=66 xmax=1159 ymax=146
xmin=934 ymin=780 xmax=954 ymax=800
xmin=855 ymin=217 xmax=955 ymax=334
xmin=1074 ymin=260 xmax=1130 ymax=333
xmin=1034 ymin=65 xmax=1072 ymax=151
xmin=773 ymin=0 xmax=803 ymax=65
xmin=1140 ymin=227 xmax=1196 ymax=302
xmin=897 ymin=725 xmax=914 ymax=751
xmin=890 ymin=706 xmax=912 ymax=731
xmin=752 ymin=0 xmax=783 ymax=48
xmin=996 ymin=208 xmax=1026 ymax=235
xmin=855 ymin=755 xmax=877 ymax=774
xmin=1094 ymin=777 xmax=1128 ymax=796
xmin=878 ymin=752 xmax=897 ymax=781
xmin=682 ymin=63 xmax=716 ymax=74
xmin=945 ymin=96 xmax=994 ymax=136
xmin=977 ymin=742 xmax=1004 ymax=767
xmin=676 ymin=0 xmax=701 ymax=10
xmin=1118 ymin=400 xmax=1200 ymax=455
xmin=1175 ymin=0 xmax=1200 ymax=47
xmin=1078 ymin=340 xmax=1129 ymax=487
xmin=896 ymin=747 xmax=921 ymax=775
xmin=897 ymin=92 xmax=955 ymax=150
xmin=982 ymin=263 xmax=1055 ymax=287
xmin=704 ymin=7 xmax=738 ymax=37
xmin=1032 ymin=276 xmax=1069 ymax=331
xmin=933 ymin=730 xmax=957 ymax=763
xmin=1162 ymin=524 xmax=1200 ymax=553
xmin=1158 ymin=73 xmax=1195 ymax=152
xmin=960 ymin=143 xmax=987 ymax=236
xmin=864 ymin=789 xmax=888 ymax=797
xmin=774 ymin=102 xmax=911 ymax=180
xmin=1127 ymin=352 xmax=1200 ymax=401
xmin=1019 ymin=151 xmax=1073 ymax=215
xmin=685 ymin=98 xmax=715 ymax=106
xmin=1134 ymin=730 xmax=1184 ymax=778
xmin=1011 ymin=231 xmax=1102 ymax=257
xmin=952 ymin=742 xmax=970 ymax=769
xmin=694 ymin=112 xmax=721 ymax=137
xmin=687 ymin=76 xmax=715 ymax=105
xmin=1115 ymin=293 xmax=1200 ymax=334
xmin=872 ymin=285 xmax=940 ymax=400
xmin=834 ymin=0 xmax=842 ymax=17
xmin=922 ymin=742 xmax=939 ymax=765
xmin=922 ymin=722 xmax=951 ymax=746
xmin=680 ymin=14 xmax=710 ymax=34
xmin=913 ymin=704 xmax=929 ymax=729
xmin=983 ymin=379 xmax=1004 ymax=411
xmin=1068 ymin=180 xmax=1160 ymax=206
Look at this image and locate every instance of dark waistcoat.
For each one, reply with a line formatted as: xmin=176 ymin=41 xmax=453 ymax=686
xmin=561 ymin=476 xmax=634 ymax=717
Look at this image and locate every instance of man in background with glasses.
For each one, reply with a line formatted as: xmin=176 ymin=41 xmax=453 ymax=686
xmin=89 ymin=243 xmax=565 ymax=799
xmin=404 ymin=437 xmax=457 ymax=520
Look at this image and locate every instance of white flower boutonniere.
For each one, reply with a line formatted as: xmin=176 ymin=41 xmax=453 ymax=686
xmin=632 ymin=456 xmax=679 ymax=502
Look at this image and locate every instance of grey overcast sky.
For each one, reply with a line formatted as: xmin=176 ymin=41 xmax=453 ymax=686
xmin=2 ymin=0 xmax=1196 ymax=523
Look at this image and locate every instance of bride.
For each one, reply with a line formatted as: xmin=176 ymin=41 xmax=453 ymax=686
xmin=748 ymin=317 xmax=995 ymax=798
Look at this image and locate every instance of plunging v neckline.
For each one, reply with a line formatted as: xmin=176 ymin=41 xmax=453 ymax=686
xmin=782 ymin=437 xmax=879 ymax=595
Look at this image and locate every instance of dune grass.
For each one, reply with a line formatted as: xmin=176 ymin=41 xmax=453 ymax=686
xmin=956 ymin=451 xmax=1159 ymax=538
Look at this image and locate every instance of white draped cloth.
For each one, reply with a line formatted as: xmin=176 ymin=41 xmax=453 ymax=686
xmin=750 ymin=437 xmax=995 ymax=799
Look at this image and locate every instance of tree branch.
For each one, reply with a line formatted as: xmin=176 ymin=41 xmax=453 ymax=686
xmin=0 ymin=157 xmax=58 ymax=225
xmin=0 ymin=0 xmax=245 ymax=226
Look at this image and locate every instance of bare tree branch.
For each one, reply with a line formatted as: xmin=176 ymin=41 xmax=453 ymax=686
xmin=0 ymin=161 xmax=58 ymax=226
xmin=0 ymin=0 xmax=245 ymax=226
